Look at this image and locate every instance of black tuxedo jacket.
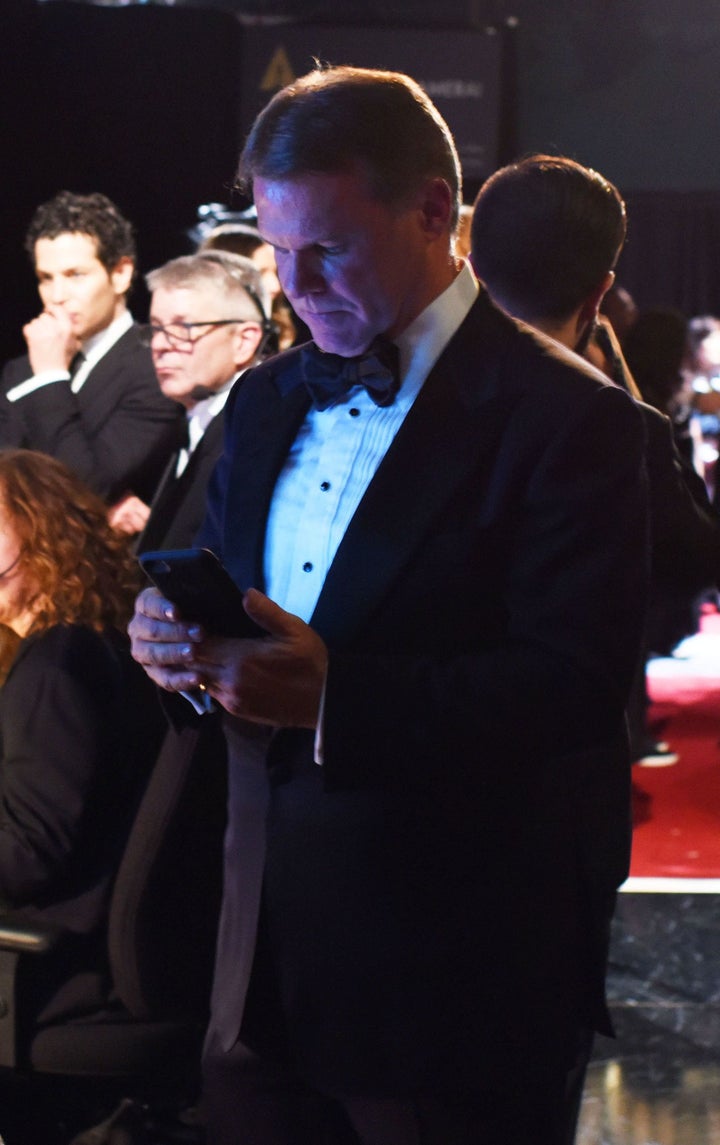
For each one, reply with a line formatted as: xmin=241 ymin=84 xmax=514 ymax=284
xmin=136 ymin=413 xmax=225 ymax=554
xmin=197 ymin=291 xmax=649 ymax=1096
xmin=0 ymin=325 xmax=185 ymax=504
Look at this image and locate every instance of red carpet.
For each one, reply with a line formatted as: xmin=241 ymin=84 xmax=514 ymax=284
xmin=629 ymin=609 xmax=720 ymax=879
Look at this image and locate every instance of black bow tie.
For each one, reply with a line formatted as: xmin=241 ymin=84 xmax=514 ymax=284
xmin=297 ymin=338 xmax=400 ymax=411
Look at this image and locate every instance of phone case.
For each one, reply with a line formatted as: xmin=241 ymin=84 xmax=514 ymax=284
xmin=139 ymin=547 xmax=263 ymax=637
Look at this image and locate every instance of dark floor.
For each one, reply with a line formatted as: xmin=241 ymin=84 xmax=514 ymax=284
xmin=577 ymin=890 xmax=720 ymax=1144
xmin=2 ymin=900 xmax=717 ymax=1144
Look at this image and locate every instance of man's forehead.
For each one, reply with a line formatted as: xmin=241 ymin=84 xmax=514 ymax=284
xmin=34 ymin=231 xmax=102 ymax=267
xmin=254 ymin=169 xmax=384 ymax=243
xmin=151 ymin=282 xmax=228 ymax=314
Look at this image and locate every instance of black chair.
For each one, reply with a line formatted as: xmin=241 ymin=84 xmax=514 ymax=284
xmin=0 ymin=718 xmax=227 ymax=1145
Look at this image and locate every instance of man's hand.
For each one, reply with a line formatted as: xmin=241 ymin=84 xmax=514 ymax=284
xmin=128 ymin=586 xmax=328 ymax=729
xmin=23 ymin=306 xmax=80 ymax=375
xmin=108 ymin=493 xmax=151 ymax=535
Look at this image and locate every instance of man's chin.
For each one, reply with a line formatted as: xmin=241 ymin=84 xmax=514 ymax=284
xmin=310 ymin=331 xmax=373 ymax=358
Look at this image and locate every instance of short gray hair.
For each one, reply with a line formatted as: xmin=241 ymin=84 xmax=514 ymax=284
xmin=146 ymin=249 xmax=268 ymax=320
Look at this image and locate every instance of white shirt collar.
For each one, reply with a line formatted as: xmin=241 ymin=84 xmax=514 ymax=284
xmin=394 ymin=260 xmax=478 ymax=398
xmin=184 ymin=373 xmax=240 ymax=458
xmin=80 ymin=307 xmax=133 ymax=362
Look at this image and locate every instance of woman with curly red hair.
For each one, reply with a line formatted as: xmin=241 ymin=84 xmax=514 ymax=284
xmin=0 ymin=449 xmax=164 ymax=1017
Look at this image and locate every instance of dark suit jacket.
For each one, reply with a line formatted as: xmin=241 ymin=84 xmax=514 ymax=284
xmin=197 ymin=291 xmax=649 ymax=1096
xmin=136 ymin=412 xmax=225 ymax=554
xmin=0 ymin=325 xmax=185 ymax=504
xmin=640 ymin=402 xmax=720 ymax=592
xmin=0 ymin=625 xmax=163 ymax=924
xmin=0 ymin=624 xmax=165 ymax=1025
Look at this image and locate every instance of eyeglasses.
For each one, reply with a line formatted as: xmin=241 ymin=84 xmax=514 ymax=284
xmin=138 ymin=320 xmax=252 ymax=349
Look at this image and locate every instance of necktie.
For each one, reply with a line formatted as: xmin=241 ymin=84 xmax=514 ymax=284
xmin=299 ymin=337 xmax=400 ymax=411
xmin=69 ymin=350 xmax=85 ymax=377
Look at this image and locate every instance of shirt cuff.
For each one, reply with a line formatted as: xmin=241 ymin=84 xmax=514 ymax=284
xmin=314 ymin=670 xmax=328 ymax=765
xmin=180 ymin=687 xmax=217 ymax=716
xmin=5 ymin=371 xmax=71 ymax=403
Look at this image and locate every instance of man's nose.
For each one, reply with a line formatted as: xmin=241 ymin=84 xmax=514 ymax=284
xmin=283 ymin=252 xmax=323 ymax=298
xmin=44 ymin=277 xmax=69 ymax=305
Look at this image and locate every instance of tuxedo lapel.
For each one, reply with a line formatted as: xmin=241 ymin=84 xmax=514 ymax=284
xmin=138 ymin=413 xmax=229 ymax=554
xmin=219 ymin=354 xmax=312 ymax=594
xmin=134 ymin=450 xmax=181 ymax=554
xmin=310 ymin=296 xmax=515 ymax=645
xmin=219 ymin=300 xmax=516 ymax=621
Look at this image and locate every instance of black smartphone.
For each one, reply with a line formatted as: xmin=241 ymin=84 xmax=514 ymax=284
xmin=138 ymin=547 xmax=263 ymax=638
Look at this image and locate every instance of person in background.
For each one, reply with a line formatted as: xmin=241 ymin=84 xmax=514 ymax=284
xmin=682 ymin=314 xmax=720 ymax=499
xmin=131 ymin=250 xmax=273 ymax=551
xmin=0 ymin=191 xmax=184 ymax=521
xmin=599 ymin=283 xmax=639 ymax=344
xmin=471 ymin=153 xmax=720 ymax=770
xmin=453 ymin=202 xmax=474 ymax=259
xmin=0 ymin=449 xmax=164 ymax=1029
xmin=623 ymin=308 xmax=698 ymax=469
xmin=200 ymin=220 xmax=299 ymax=351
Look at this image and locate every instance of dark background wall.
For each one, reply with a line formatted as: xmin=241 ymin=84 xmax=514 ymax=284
xmin=3 ymin=0 xmax=720 ymax=362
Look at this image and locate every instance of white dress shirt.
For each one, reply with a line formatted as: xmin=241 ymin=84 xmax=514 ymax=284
xmin=264 ymin=261 xmax=479 ymax=622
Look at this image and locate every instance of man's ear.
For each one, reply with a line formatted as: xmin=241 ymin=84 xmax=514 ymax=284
xmin=418 ymin=177 xmax=454 ymax=237
xmin=110 ymin=256 xmax=135 ymax=298
xmin=578 ymin=270 xmax=615 ymax=329
xmin=233 ymin=321 xmax=264 ymax=368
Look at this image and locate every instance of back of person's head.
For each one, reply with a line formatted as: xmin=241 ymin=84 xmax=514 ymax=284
xmin=237 ymin=64 xmax=462 ymax=231
xmin=0 ymin=449 xmax=140 ymax=635
xmin=471 ymin=154 xmax=627 ymax=323
xmin=146 ymin=249 xmax=268 ymax=324
xmin=199 ymin=223 xmax=265 ymax=260
xmin=24 ymin=190 xmax=137 ymax=273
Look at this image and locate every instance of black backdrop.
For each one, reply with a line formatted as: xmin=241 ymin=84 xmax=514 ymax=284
xmin=617 ymin=192 xmax=720 ymax=320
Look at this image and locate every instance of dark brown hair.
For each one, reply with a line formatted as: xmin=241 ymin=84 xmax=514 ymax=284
xmin=472 ymin=154 xmax=627 ymax=322
xmin=25 ymin=190 xmax=136 ymax=275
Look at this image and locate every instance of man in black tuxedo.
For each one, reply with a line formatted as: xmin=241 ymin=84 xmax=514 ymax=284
xmin=128 ymin=250 xmax=271 ymax=551
xmin=129 ymin=67 xmax=649 ymax=1145
xmin=0 ymin=191 xmax=184 ymax=517
xmin=470 ymin=154 xmax=720 ymax=767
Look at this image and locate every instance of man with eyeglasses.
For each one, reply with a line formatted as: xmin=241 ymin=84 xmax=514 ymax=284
xmin=0 ymin=191 xmax=184 ymax=519
xmin=131 ymin=250 xmax=273 ymax=549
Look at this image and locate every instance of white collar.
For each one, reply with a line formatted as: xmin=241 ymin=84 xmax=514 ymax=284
xmin=80 ymin=308 xmax=133 ymax=364
xmin=393 ymin=259 xmax=479 ymax=400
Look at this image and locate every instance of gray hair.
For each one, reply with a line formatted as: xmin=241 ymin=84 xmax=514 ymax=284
xmin=146 ymin=249 xmax=268 ymax=321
